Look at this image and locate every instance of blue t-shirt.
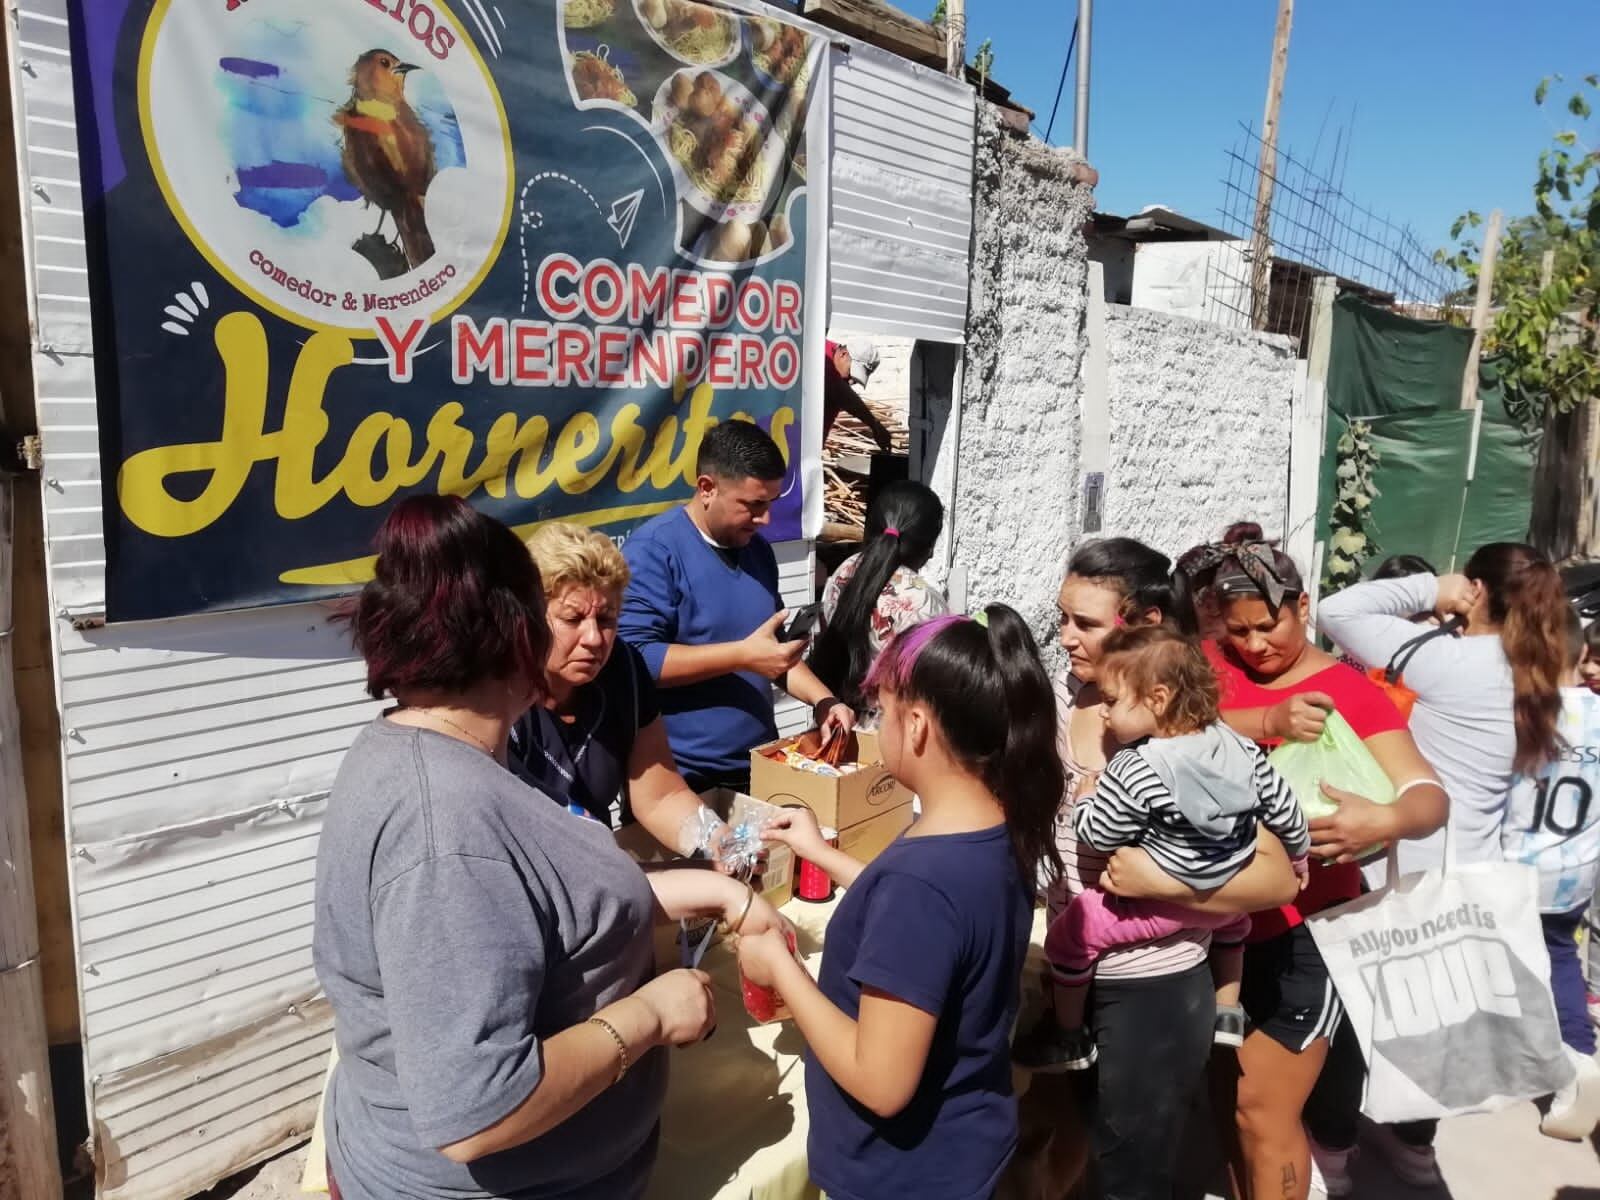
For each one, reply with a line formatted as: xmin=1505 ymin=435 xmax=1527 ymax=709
xmin=619 ymin=506 xmax=782 ymax=785
xmin=806 ymin=825 xmax=1032 ymax=1200
xmin=507 ymin=643 xmax=660 ymax=828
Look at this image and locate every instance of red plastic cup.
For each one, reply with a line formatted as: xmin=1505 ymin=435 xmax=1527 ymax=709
xmin=741 ymin=928 xmax=798 ymax=1023
xmin=795 ymin=826 xmax=839 ymax=902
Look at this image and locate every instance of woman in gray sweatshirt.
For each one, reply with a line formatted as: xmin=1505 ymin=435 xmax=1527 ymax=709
xmin=1317 ymin=541 xmax=1569 ymax=878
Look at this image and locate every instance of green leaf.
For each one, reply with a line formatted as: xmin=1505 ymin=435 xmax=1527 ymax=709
xmin=1571 ymin=94 xmax=1593 ymax=119
xmin=1558 ymin=131 xmax=1580 ymax=147
xmin=1537 ymin=77 xmax=1552 ymax=105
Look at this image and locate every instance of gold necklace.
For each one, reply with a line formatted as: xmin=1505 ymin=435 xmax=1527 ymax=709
xmin=407 ymin=707 xmax=497 ymax=757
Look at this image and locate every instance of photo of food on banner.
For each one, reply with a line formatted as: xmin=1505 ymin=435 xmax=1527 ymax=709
xmin=559 ymin=0 xmax=820 ymax=265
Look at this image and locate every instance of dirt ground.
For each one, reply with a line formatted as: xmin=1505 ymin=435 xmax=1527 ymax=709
xmin=205 ymin=1101 xmax=1600 ymax=1199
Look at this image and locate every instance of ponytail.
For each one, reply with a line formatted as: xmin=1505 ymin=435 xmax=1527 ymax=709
xmin=810 ymin=481 xmax=943 ymax=708
xmin=1464 ymin=542 xmax=1567 ymax=771
xmin=864 ymin=607 xmax=1064 ymax=886
xmin=980 ymin=605 xmax=1067 ymax=886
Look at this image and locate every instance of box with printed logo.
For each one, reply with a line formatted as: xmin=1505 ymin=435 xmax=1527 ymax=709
xmin=749 ymin=731 xmax=912 ymax=857
xmin=837 ymin=802 xmax=915 ymax=863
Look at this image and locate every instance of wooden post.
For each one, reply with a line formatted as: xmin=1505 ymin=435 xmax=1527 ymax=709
xmin=1461 ymin=207 xmax=1503 ymax=411
xmin=1249 ymin=0 xmax=1294 ymax=331
xmin=0 ymin=475 xmax=64 ymax=1200
xmin=943 ymin=0 xmax=965 ymax=77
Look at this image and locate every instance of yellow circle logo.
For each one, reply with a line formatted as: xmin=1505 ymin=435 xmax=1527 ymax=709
xmin=138 ymin=0 xmax=513 ymax=336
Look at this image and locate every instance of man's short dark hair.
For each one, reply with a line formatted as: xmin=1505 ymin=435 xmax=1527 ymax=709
xmin=697 ymin=420 xmax=786 ymax=482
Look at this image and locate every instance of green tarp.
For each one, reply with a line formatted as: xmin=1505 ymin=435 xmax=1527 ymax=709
xmin=1321 ymin=295 xmax=1540 ymax=572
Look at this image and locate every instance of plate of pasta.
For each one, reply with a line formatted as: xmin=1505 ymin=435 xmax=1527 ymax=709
xmin=652 ymin=69 xmax=783 ymax=224
xmin=634 ymin=0 xmax=741 ymax=67
xmin=562 ymin=0 xmax=616 ymax=29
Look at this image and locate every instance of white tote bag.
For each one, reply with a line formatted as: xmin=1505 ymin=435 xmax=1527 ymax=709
xmin=1307 ymin=849 xmax=1575 ymax=1123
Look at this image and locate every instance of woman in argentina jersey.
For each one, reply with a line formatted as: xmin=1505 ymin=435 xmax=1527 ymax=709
xmin=1500 ymin=609 xmax=1600 ymax=1139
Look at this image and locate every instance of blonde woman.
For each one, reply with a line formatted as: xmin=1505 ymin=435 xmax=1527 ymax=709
xmin=515 ymin=522 xmax=734 ymax=861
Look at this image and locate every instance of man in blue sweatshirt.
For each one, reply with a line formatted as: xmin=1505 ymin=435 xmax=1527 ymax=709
xmin=620 ymin=421 xmax=854 ymax=793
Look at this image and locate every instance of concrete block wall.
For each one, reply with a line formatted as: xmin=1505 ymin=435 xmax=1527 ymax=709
xmin=1100 ymin=304 xmax=1297 ymax=560
xmin=927 ymin=104 xmax=1095 ymax=655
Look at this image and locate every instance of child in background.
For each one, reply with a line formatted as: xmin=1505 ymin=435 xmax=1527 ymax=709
xmin=739 ymin=609 xmax=1063 ymax=1200
xmin=1580 ymin=620 xmax=1600 ymax=695
xmin=1013 ymin=625 xmax=1310 ymax=1072
xmin=1501 ymin=608 xmax=1600 ymax=1140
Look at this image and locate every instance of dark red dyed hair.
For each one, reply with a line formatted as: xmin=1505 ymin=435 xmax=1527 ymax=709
xmin=337 ymin=494 xmax=549 ymax=701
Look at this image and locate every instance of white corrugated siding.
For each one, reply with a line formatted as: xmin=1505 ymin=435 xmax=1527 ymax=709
xmin=827 ymin=42 xmax=974 ymax=343
xmin=11 ymin=0 xmax=816 ymax=1193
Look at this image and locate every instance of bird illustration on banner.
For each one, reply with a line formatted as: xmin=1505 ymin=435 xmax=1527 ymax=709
xmin=335 ymin=48 xmax=437 ymax=279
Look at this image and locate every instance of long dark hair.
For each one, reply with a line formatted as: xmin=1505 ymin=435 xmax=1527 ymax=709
xmin=810 ymin=481 xmax=944 ymax=708
xmin=1066 ymin=537 xmax=1182 ymax=629
xmin=864 ymin=608 xmax=1064 ymax=887
xmin=1465 ymin=542 xmax=1568 ymax=771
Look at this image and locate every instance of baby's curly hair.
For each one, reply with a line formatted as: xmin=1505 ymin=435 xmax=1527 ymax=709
xmin=1100 ymin=624 xmax=1220 ymax=736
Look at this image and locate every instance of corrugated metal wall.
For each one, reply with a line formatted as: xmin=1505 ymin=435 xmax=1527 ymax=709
xmin=11 ymin=1 xmax=813 ymax=1194
xmin=827 ymin=42 xmax=974 ymax=344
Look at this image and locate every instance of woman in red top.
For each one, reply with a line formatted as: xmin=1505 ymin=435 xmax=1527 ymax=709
xmin=1169 ymin=540 xmax=1448 ymax=1200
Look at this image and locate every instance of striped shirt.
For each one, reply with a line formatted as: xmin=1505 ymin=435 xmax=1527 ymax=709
xmin=1074 ymin=733 xmax=1308 ymax=889
xmin=1049 ymin=673 xmax=1209 ymax=980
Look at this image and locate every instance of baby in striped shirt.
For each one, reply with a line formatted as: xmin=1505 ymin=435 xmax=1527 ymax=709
xmin=1016 ymin=625 xmax=1309 ymax=1073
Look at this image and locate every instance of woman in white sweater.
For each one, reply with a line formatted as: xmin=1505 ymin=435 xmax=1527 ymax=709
xmin=1313 ymin=541 xmax=1570 ymax=1182
xmin=1317 ymin=542 xmax=1569 ymax=877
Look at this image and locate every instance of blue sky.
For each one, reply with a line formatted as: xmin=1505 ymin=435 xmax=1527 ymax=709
xmin=965 ymin=0 xmax=1600 ymax=260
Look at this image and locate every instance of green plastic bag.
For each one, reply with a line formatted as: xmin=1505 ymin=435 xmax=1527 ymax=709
xmin=1267 ymin=710 xmax=1396 ymax=821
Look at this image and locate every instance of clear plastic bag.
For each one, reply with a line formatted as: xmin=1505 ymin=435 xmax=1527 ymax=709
xmin=677 ymin=797 xmax=785 ymax=880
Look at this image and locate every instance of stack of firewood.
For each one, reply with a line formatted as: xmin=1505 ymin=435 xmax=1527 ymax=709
xmin=822 ymin=399 xmax=909 ymax=533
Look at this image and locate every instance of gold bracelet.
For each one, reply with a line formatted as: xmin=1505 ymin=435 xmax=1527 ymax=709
xmin=587 ymin=1016 xmax=628 ymax=1085
xmin=721 ymin=882 xmax=755 ymax=936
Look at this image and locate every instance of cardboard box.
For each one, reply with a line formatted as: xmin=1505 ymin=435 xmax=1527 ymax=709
xmin=838 ymin=802 xmax=915 ymax=863
xmin=749 ymin=731 xmax=911 ymax=832
xmin=610 ymin=790 xmax=795 ymax=909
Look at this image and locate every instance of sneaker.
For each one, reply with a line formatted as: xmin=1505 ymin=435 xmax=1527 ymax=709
xmin=1542 ymin=1047 xmax=1600 ymax=1141
xmin=1363 ymin=1121 xmax=1443 ymax=1189
xmin=1011 ymin=1015 xmax=1098 ymax=1073
xmin=1214 ymin=1005 xmax=1246 ymax=1048
xmin=1307 ymin=1138 xmax=1356 ymax=1198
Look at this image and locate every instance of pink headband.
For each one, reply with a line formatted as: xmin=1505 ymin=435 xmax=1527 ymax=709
xmin=883 ymin=526 xmax=900 ymax=537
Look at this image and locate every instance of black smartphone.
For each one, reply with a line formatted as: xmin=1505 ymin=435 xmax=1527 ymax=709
xmin=779 ymin=602 xmax=823 ymax=642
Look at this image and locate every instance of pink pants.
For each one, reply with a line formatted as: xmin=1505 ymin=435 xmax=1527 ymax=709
xmin=1044 ymin=887 xmax=1250 ymax=985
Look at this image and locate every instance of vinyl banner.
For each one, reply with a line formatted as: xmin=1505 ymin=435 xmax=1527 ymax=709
xmin=72 ymin=0 xmax=826 ymax=621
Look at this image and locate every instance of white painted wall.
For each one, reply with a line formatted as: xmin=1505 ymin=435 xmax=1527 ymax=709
xmin=1099 ymin=304 xmax=1298 ymax=559
xmin=1130 ymin=240 xmax=1253 ymax=332
xmin=923 ymin=105 xmax=1096 ymax=661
